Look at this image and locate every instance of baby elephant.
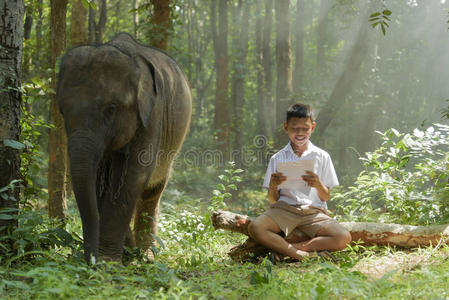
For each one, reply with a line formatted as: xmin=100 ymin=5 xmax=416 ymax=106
xmin=57 ymin=33 xmax=192 ymax=262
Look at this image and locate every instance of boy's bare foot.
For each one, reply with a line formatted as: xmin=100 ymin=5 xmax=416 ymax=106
xmin=236 ymin=216 xmax=251 ymax=227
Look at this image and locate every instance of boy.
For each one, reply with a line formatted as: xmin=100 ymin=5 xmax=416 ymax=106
xmin=248 ymin=103 xmax=351 ymax=261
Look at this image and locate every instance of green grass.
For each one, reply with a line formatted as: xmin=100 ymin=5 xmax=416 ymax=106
xmin=2 ymin=205 xmax=449 ymax=299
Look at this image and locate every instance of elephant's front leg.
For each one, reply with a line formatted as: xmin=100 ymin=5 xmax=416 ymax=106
xmin=133 ymin=179 xmax=167 ymax=252
xmin=97 ymin=166 xmax=146 ymax=261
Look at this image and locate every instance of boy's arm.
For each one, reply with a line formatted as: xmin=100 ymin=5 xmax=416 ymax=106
xmin=267 ymin=173 xmax=286 ymax=204
xmin=302 ymin=171 xmax=330 ymax=202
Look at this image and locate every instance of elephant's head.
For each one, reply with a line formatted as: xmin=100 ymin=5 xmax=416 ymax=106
xmin=57 ymin=45 xmax=161 ymax=261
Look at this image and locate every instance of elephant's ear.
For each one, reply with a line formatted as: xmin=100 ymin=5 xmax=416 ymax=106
xmin=134 ymin=55 xmax=162 ymax=128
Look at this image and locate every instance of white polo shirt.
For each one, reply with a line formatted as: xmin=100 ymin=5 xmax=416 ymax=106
xmin=263 ymin=141 xmax=339 ymax=209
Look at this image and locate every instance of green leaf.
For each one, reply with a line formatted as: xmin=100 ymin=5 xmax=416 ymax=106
xmin=223 ymin=193 xmax=232 ymax=198
xmin=3 ymin=139 xmax=26 ymax=150
xmin=228 ymin=184 xmax=237 ymax=190
xmin=383 ymin=9 xmax=392 ymax=16
xmin=0 ymin=213 xmax=14 ymax=220
xmin=217 ymin=183 xmax=226 ymax=191
xmin=369 ymin=12 xmax=381 ymax=18
xmin=381 ymin=23 xmax=386 ymax=35
xmin=81 ymin=0 xmax=97 ymax=10
xmin=151 ymin=233 xmax=166 ymax=249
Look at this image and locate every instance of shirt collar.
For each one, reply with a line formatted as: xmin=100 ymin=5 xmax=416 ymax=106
xmin=285 ymin=140 xmax=316 ymax=157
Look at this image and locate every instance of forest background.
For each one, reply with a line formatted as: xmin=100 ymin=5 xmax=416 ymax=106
xmin=1 ymin=0 xmax=449 ymax=298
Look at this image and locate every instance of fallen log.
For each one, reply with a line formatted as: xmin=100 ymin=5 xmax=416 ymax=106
xmin=212 ymin=210 xmax=449 ymax=262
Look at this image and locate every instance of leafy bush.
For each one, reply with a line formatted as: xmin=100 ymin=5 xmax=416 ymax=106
xmin=333 ymin=123 xmax=449 ymax=225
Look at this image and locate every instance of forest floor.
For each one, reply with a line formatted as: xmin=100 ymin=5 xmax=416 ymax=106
xmin=2 ymin=205 xmax=449 ymax=299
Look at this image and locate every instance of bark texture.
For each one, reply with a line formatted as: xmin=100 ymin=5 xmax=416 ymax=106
xmin=151 ymin=0 xmax=170 ymax=50
xmin=230 ymin=0 xmax=250 ymax=167
xmin=48 ymin=0 xmax=68 ymax=221
xmin=88 ymin=0 xmax=106 ymax=44
xmin=211 ymin=0 xmax=230 ymax=160
xmin=0 ymin=0 xmax=25 ymax=230
xmin=71 ymin=0 xmax=88 ymax=46
xmin=212 ymin=210 xmax=449 ymax=262
xmin=262 ymin=0 xmax=273 ymax=137
xmin=274 ymin=0 xmax=292 ymax=146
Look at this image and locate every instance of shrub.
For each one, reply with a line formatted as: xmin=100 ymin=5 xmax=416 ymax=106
xmin=333 ymin=123 xmax=449 ymax=225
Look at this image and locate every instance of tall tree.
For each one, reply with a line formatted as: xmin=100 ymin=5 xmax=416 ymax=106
xmin=133 ymin=0 xmax=139 ymax=38
xmin=88 ymin=0 xmax=107 ymax=44
xmin=71 ymin=0 xmax=88 ymax=46
xmin=96 ymin=0 xmax=107 ymax=43
xmin=262 ymin=0 xmax=276 ymax=136
xmin=314 ymin=3 xmax=373 ymax=142
xmin=316 ymin=0 xmax=330 ymax=72
xmin=151 ymin=0 xmax=170 ymax=50
xmin=255 ymin=1 xmax=265 ymax=137
xmin=22 ymin=4 xmax=33 ymax=78
xmin=211 ymin=0 xmax=230 ymax=160
xmin=0 ymin=0 xmax=25 ymax=232
xmin=48 ymin=0 xmax=68 ymax=221
xmin=88 ymin=5 xmax=96 ymax=44
xmin=230 ymin=0 xmax=250 ymax=166
xmin=275 ymin=0 xmax=293 ymax=145
xmin=293 ymin=0 xmax=304 ymax=94
xmin=35 ymin=0 xmax=44 ymax=68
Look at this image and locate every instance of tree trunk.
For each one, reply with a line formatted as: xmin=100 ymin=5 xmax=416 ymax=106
xmin=293 ymin=0 xmax=304 ymax=94
xmin=211 ymin=210 xmax=449 ymax=262
xmin=132 ymin=0 xmax=138 ymax=38
xmin=35 ymin=0 xmax=43 ymax=68
xmin=96 ymin=0 xmax=106 ymax=44
xmin=186 ymin=0 xmax=193 ymax=83
xmin=262 ymin=0 xmax=274 ymax=138
xmin=88 ymin=5 xmax=96 ymax=44
xmin=230 ymin=0 xmax=250 ymax=167
xmin=255 ymin=2 xmax=265 ymax=137
xmin=316 ymin=0 xmax=330 ymax=73
xmin=314 ymin=3 xmax=373 ymax=143
xmin=71 ymin=0 xmax=88 ymax=46
xmin=151 ymin=0 xmax=170 ymax=50
xmin=0 ymin=0 xmax=25 ymax=232
xmin=48 ymin=0 xmax=68 ymax=221
xmin=22 ymin=5 xmax=33 ymax=79
xmin=211 ymin=0 xmax=230 ymax=160
xmin=274 ymin=0 xmax=293 ymax=146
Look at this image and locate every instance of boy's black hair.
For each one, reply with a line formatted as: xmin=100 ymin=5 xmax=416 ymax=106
xmin=286 ymin=103 xmax=314 ymax=122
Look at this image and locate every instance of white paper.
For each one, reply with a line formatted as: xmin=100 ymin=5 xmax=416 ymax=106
xmin=277 ymin=159 xmax=315 ymax=195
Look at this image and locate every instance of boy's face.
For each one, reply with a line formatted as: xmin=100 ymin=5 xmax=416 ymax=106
xmin=283 ymin=117 xmax=316 ymax=148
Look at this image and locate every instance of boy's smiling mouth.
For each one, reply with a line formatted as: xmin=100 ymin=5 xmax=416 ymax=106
xmin=295 ymin=136 xmax=307 ymax=141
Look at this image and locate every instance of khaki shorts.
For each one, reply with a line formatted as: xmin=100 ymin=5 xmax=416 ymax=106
xmin=263 ymin=201 xmax=341 ymax=239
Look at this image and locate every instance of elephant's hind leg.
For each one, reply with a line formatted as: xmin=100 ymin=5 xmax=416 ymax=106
xmin=133 ymin=179 xmax=168 ymax=252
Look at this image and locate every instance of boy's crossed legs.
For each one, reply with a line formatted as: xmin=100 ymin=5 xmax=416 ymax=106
xmin=245 ymin=213 xmax=351 ymax=261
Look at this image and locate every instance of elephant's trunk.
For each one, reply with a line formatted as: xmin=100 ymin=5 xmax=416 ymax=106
xmin=68 ymin=130 xmax=104 ymax=263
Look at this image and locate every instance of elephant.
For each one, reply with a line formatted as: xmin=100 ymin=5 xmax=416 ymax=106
xmin=57 ymin=33 xmax=192 ymax=262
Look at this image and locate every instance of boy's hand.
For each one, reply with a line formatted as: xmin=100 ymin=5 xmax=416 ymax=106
xmin=269 ymin=172 xmax=286 ymax=190
xmin=302 ymin=171 xmax=321 ymax=188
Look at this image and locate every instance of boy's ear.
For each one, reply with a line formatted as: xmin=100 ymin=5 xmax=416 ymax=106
xmin=311 ymin=121 xmax=316 ymax=131
xmin=283 ymin=121 xmax=288 ymax=131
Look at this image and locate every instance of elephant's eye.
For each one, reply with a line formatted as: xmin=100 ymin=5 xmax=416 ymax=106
xmin=103 ymin=103 xmax=117 ymax=119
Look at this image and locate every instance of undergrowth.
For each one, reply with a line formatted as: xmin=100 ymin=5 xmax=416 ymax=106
xmin=1 ymin=115 xmax=449 ymax=298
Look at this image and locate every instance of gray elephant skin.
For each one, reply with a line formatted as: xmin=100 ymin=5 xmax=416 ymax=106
xmin=57 ymin=33 xmax=192 ymax=262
